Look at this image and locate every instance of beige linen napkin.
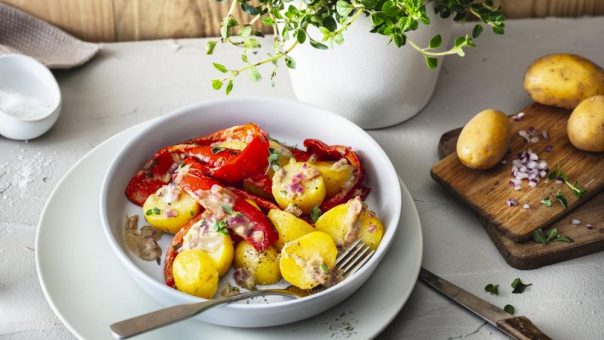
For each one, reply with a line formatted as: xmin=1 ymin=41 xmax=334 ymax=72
xmin=0 ymin=2 xmax=99 ymax=69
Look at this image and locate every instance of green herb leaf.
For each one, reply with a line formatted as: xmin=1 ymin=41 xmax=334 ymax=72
xmin=310 ymin=206 xmax=322 ymax=223
xmin=484 ymin=283 xmax=499 ymax=295
xmin=295 ymin=29 xmax=307 ymax=44
xmin=309 ymin=38 xmax=328 ymax=50
xmin=145 ymin=209 xmax=153 ymax=216
xmin=211 ymin=79 xmax=223 ymax=90
xmin=249 ymin=67 xmax=262 ymax=82
xmin=267 ymin=148 xmax=280 ymax=171
xmin=205 ymin=40 xmax=217 ymax=55
xmin=555 ymin=191 xmax=568 ymax=209
xmin=533 ymin=227 xmax=574 ymax=244
xmin=211 ymin=146 xmax=225 ymax=154
xmin=425 ymin=56 xmax=438 ymax=69
xmin=568 ymin=181 xmax=587 ymax=197
xmin=540 ymin=196 xmax=552 ymax=207
xmin=241 ymin=2 xmax=259 ymax=15
xmin=320 ymin=263 xmax=329 ymax=273
xmin=285 ymin=56 xmax=296 ymax=69
xmin=212 ymin=220 xmax=229 ymax=235
xmin=336 ymin=0 xmax=354 ymax=17
xmin=429 ymin=34 xmax=442 ymax=49
xmin=472 ymin=24 xmax=483 ymax=38
xmin=504 ymin=304 xmax=515 ymax=315
xmin=511 ymin=278 xmax=532 ymax=294
xmin=322 ymin=16 xmax=338 ymax=32
xmin=532 ymin=228 xmax=547 ymax=244
xmin=213 ymin=63 xmax=228 ymax=73
xmin=225 ymin=80 xmax=234 ymax=95
xmin=221 ymin=204 xmax=234 ymax=215
xmin=262 ymin=16 xmax=275 ymax=26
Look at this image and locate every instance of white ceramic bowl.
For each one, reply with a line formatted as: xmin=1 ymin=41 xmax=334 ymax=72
xmin=0 ymin=54 xmax=61 ymax=140
xmin=100 ymin=97 xmax=402 ymax=327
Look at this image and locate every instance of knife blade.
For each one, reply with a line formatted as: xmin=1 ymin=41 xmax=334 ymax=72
xmin=419 ymin=267 xmax=552 ymax=340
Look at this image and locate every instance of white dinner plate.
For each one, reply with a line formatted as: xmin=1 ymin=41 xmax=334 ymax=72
xmin=36 ymin=121 xmax=423 ymax=339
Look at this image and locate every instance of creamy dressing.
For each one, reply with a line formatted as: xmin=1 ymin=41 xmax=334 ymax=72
xmin=156 ymin=182 xmax=181 ymax=204
xmin=124 ymin=215 xmax=163 ymax=263
xmin=285 ymin=203 xmax=303 ymax=217
xmin=233 ymin=267 xmax=256 ymax=289
xmin=274 ymin=161 xmax=322 ymax=198
xmin=193 ymin=184 xmax=234 ymax=220
xmin=181 ymin=215 xmax=225 ymax=253
xmin=342 ymin=196 xmax=363 ymax=247
xmin=295 ymin=255 xmax=329 ymax=285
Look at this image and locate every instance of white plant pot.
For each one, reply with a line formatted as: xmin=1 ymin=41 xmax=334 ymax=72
xmin=288 ymin=8 xmax=454 ymax=129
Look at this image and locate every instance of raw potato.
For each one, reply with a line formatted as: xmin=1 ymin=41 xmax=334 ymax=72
xmin=524 ymin=54 xmax=604 ymax=110
xmin=312 ymin=161 xmax=355 ymax=198
xmin=172 ymin=249 xmax=219 ymax=299
xmin=280 ymin=231 xmax=337 ymax=290
xmin=268 ymin=209 xmax=315 ymax=250
xmin=456 ymin=109 xmax=511 ymax=170
xmin=234 ymin=241 xmax=281 ymax=285
xmin=143 ymin=187 xmax=201 ymax=234
xmin=567 ymin=95 xmax=604 ymax=152
xmin=272 ymin=161 xmax=326 ymax=214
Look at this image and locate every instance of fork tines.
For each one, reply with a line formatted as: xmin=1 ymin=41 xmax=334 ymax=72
xmin=336 ymin=240 xmax=375 ymax=277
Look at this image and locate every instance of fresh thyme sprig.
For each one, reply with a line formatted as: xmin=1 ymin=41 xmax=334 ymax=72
xmin=548 ymin=163 xmax=587 ymax=197
xmin=207 ymin=0 xmax=505 ymax=94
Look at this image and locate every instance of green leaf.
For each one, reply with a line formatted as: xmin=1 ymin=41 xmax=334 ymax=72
xmin=320 ymin=262 xmax=329 ymax=273
xmin=540 ymin=196 xmax=552 ymax=207
xmin=429 ymin=34 xmax=442 ymax=49
xmin=336 ymin=0 xmax=354 ymax=17
xmin=484 ymin=283 xmax=499 ymax=295
xmin=392 ymin=34 xmax=405 ymax=47
xmin=555 ymin=192 xmax=568 ymax=209
xmin=454 ymin=36 xmax=466 ymax=48
xmin=334 ymin=32 xmax=344 ymax=45
xmin=241 ymin=53 xmax=248 ymax=63
xmin=284 ymin=56 xmax=296 ymax=69
xmin=152 ymin=207 xmax=160 ymax=215
xmin=309 ymin=38 xmax=328 ymax=50
xmin=241 ymin=2 xmax=259 ymax=15
xmin=239 ymin=25 xmax=253 ymax=38
xmin=425 ymin=57 xmax=438 ymax=69
xmin=211 ymin=146 xmax=225 ymax=154
xmin=556 ymin=235 xmax=574 ymax=243
xmin=546 ymin=228 xmax=558 ymax=242
xmin=211 ymin=79 xmax=223 ymax=90
xmin=504 ymin=304 xmax=515 ymax=315
xmin=249 ymin=67 xmax=262 ymax=82
xmin=295 ymin=29 xmax=307 ymax=44
xmin=511 ymin=278 xmax=532 ymax=294
xmin=262 ymin=16 xmax=275 ymax=26
xmin=532 ymin=228 xmax=547 ymax=244
xmin=310 ymin=206 xmax=322 ymax=223
xmin=371 ymin=13 xmax=385 ymax=26
xmin=472 ymin=24 xmax=483 ymax=38
xmin=212 ymin=219 xmax=229 ymax=235
xmin=213 ymin=63 xmax=228 ymax=73
xmin=322 ymin=16 xmax=338 ymax=32
xmin=205 ymin=40 xmax=217 ymax=55
xmin=221 ymin=204 xmax=234 ymax=215
xmin=225 ymin=80 xmax=234 ymax=95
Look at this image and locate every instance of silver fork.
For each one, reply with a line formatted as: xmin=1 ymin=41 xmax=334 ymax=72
xmin=110 ymin=239 xmax=375 ymax=339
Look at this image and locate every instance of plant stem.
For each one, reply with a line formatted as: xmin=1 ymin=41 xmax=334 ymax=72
xmin=221 ymin=41 xmax=300 ymax=81
xmin=406 ymin=38 xmax=462 ymax=57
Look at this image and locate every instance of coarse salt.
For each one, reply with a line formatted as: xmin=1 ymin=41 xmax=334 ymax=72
xmin=0 ymin=88 xmax=52 ymax=119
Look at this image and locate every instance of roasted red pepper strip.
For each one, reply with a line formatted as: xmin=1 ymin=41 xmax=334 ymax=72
xmin=175 ymin=158 xmax=278 ymax=252
xmin=164 ymin=214 xmax=204 ymax=288
xmin=125 ymin=149 xmax=185 ymax=206
xmin=228 ymin=186 xmax=279 ymax=211
xmin=242 ymin=174 xmax=274 ymax=200
xmin=185 ymin=123 xmax=265 ymax=146
xmin=304 ymin=139 xmax=370 ymax=211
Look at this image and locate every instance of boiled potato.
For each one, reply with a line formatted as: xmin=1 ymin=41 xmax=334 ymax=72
xmin=568 ymin=95 xmax=604 ymax=152
xmin=357 ymin=209 xmax=385 ymax=250
xmin=234 ymin=241 xmax=281 ymax=285
xmin=172 ymin=249 xmax=219 ymax=299
xmin=272 ymin=160 xmax=326 ymax=214
xmin=524 ymin=54 xmax=604 ymax=109
xmin=202 ymin=234 xmax=234 ymax=277
xmin=280 ymin=231 xmax=337 ymax=290
xmin=456 ymin=109 xmax=511 ymax=170
xmin=312 ymin=160 xmax=355 ymax=198
xmin=315 ymin=197 xmax=363 ymax=247
xmin=268 ymin=209 xmax=315 ymax=250
xmin=143 ymin=185 xmax=201 ymax=233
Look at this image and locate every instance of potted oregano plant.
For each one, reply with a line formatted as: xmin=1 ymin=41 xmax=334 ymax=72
xmin=207 ymin=0 xmax=504 ymax=128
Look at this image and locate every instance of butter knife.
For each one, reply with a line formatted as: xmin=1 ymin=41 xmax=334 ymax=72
xmin=419 ymin=268 xmax=551 ymax=340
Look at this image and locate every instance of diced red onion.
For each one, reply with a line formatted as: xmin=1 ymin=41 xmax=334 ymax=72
xmin=571 ymin=218 xmax=581 ymax=225
xmin=501 ymin=159 xmax=508 ymax=165
xmin=518 ymin=130 xmax=529 ymax=141
xmin=544 ymin=145 xmax=553 ymax=152
xmin=506 ymin=198 xmax=519 ymax=207
xmin=528 ymin=126 xmax=537 ymax=136
xmin=523 ymin=203 xmax=530 ymax=209
xmin=512 ymin=112 xmax=525 ymax=121
xmin=541 ymin=130 xmax=549 ymax=139
xmin=586 ymin=223 xmax=594 ymax=229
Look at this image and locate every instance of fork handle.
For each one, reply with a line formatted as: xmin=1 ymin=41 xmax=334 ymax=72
xmin=110 ymin=291 xmax=269 ymax=339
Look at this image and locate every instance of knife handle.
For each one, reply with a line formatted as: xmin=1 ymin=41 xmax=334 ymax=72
xmin=496 ymin=316 xmax=552 ymax=340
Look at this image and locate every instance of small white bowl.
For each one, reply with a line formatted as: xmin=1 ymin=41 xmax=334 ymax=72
xmin=100 ymin=97 xmax=402 ymax=327
xmin=0 ymin=54 xmax=61 ymax=140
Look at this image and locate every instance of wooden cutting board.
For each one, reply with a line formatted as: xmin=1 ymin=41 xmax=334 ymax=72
xmin=434 ymin=106 xmax=604 ymax=269
xmin=431 ymin=103 xmax=604 ymax=242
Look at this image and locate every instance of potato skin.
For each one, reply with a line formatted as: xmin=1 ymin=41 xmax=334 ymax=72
xmin=568 ymin=95 xmax=604 ymax=152
xmin=456 ymin=109 xmax=511 ymax=170
xmin=267 ymin=209 xmax=315 ymax=250
xmin=312 ymin=161 xmax=355 ymax=198
xmin=234 ymin=241 xmax=281 ymax=285
xmin=172 ymin=249 xmax=219 ymax=299
xmin=272 ymin=161 xmax=326 ymax=214
xmin=524 ymin=54 xmax=604 ymax=110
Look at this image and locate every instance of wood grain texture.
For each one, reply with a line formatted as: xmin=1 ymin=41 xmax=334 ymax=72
xmin=432 ymin=103 xmax=604 ymax=241
xmin=496 ymin=316 xmax=552 ymax=340
xmin=1 ymin=0 xmax=604 ymax=42
xmin=437 ymin=114 xmax=604 ymax=270
xmin=0 ymin=0 xmax=115 ymax=42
